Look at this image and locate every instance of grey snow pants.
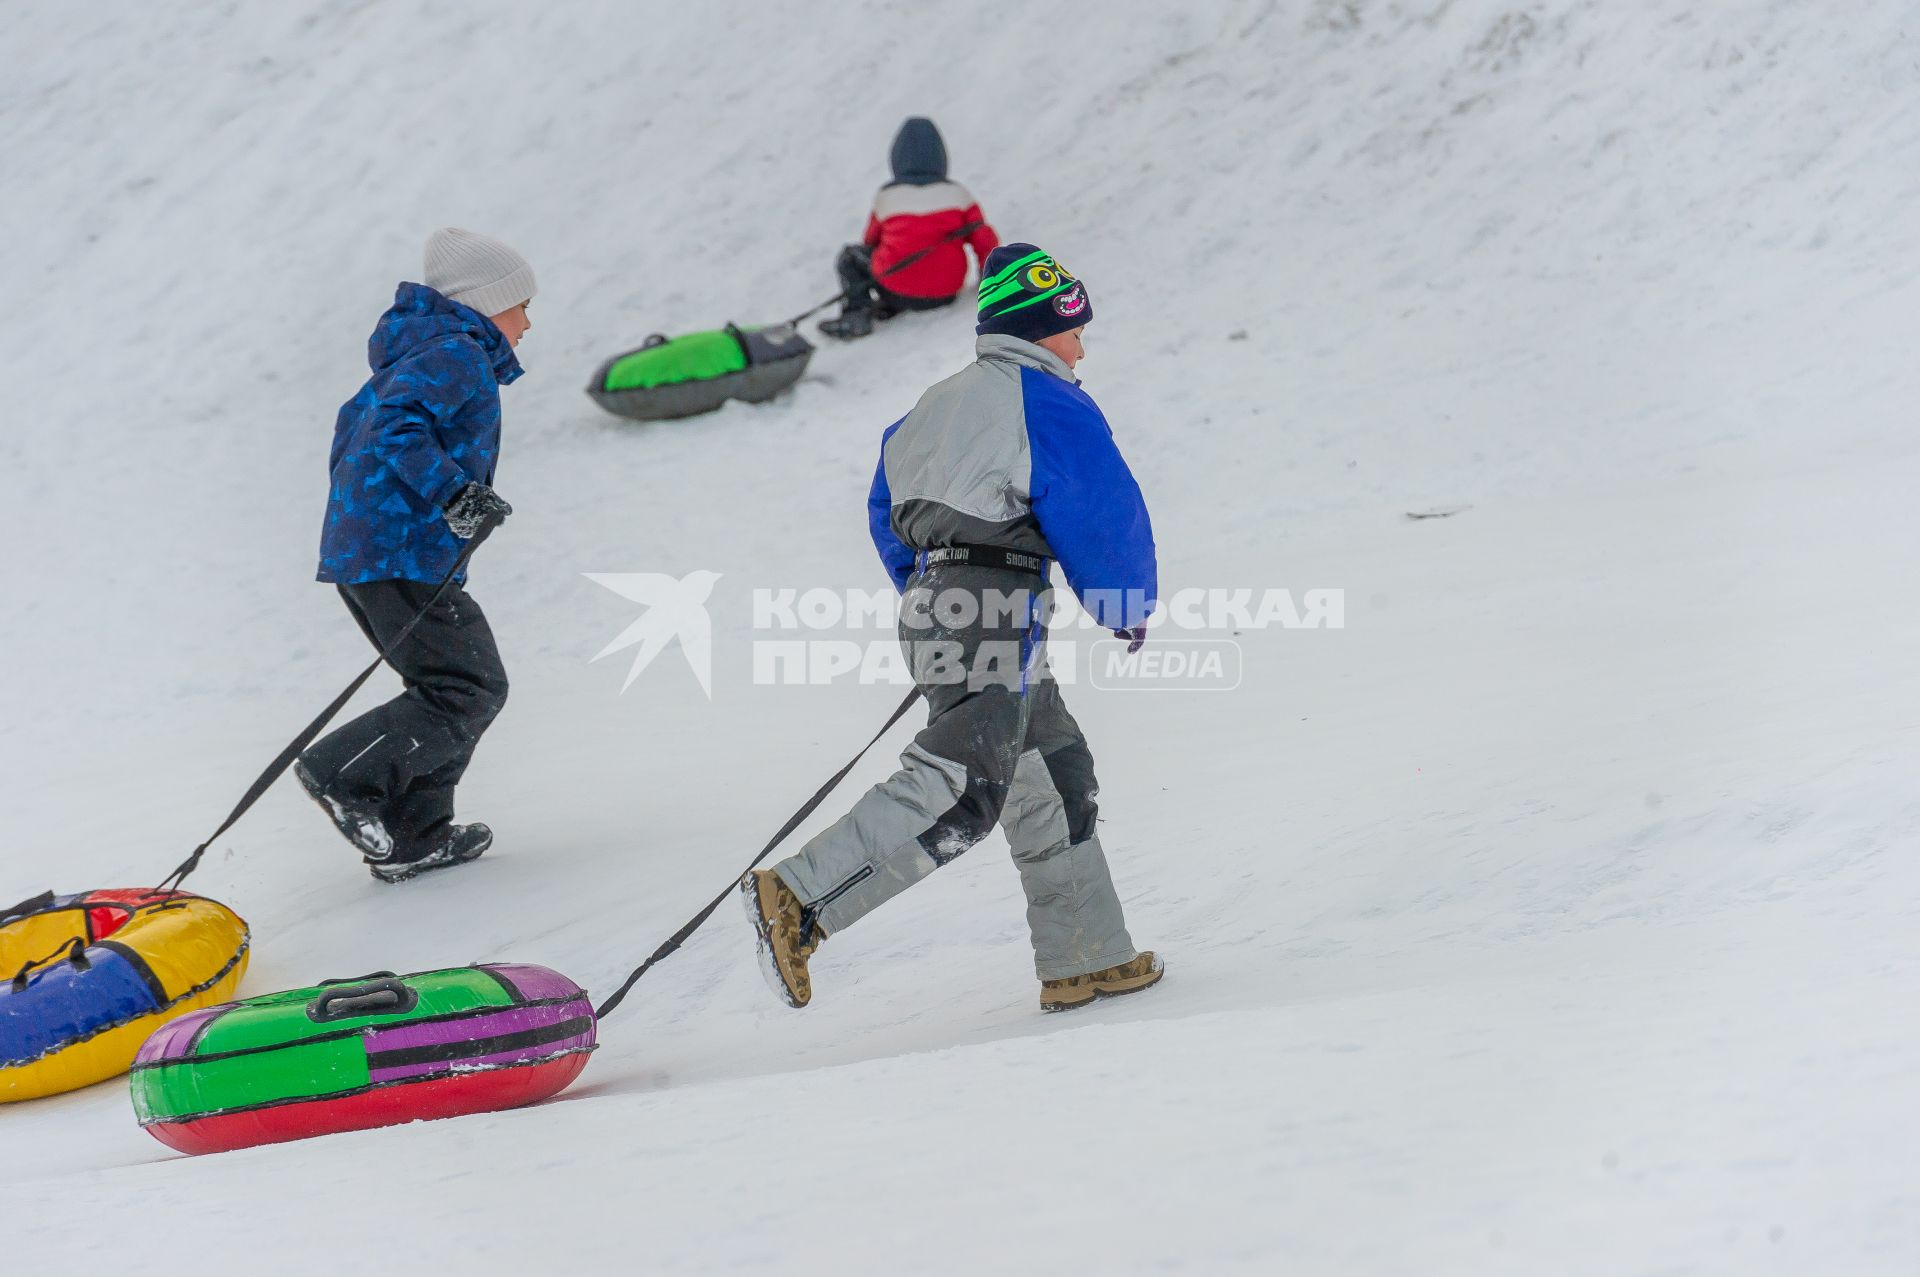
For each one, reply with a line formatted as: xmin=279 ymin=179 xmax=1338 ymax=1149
xmin=774 ymin=563 xmax=1138 ymax=980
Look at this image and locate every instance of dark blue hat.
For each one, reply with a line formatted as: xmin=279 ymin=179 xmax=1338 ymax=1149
xmin=889 ymin=118 xmax=948 ymax=186
xmin=976 ymin=243 xmax=1092 ymax=344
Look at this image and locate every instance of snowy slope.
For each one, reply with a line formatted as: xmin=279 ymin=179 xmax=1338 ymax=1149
xmin=4 ymin=1 xmax=1919 ymax=1272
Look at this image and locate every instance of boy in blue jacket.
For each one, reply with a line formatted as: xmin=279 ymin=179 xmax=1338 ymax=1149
xmin=744 ymin=243 xmax=1164 ymax=1011
xmin=295 ymin=228 xmax=531 ymax=883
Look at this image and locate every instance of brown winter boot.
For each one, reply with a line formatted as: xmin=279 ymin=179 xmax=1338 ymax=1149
xmin=741 ymin=869 xmax=825 ymax=1008
xmin=1039 ymin=951 xmax=1164 ymax=1013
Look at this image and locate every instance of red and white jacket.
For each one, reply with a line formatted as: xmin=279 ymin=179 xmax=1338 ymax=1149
xmin=862 ymin=181 xmax=1000 ymax=301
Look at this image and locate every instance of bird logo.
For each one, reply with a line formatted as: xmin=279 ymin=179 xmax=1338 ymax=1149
xmin=584 ymin=570 xmax=722 ymax=697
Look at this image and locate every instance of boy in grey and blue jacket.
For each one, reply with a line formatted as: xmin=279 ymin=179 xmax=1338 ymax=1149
xmin=745 ymin=244 xmax=1165 ymax=1012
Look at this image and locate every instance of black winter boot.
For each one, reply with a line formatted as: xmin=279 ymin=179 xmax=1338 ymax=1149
xmin=369 ymin=823 xmax=493 ymax=884
xmin=819 ymin=307 xmax=876 ymax=340
xmin=295 ymin=759 xmax=397 ymax=861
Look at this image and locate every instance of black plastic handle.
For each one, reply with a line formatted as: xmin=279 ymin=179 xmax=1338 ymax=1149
xmin=307 ymin=978 xmax=418 ymax=1023
xmin=317 ymin=970 xmax=398 ymax=986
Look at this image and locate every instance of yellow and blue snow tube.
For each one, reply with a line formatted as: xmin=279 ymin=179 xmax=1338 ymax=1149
xmin=0 ymin=888 xmax=249 ymax=1102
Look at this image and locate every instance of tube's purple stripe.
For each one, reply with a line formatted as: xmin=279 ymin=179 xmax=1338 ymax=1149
xmin=135 ymin=1005 xmax=224 ymax=1065
xmin=360 ymin=998 xmax=591 ymax=1053
xmin=366 ymin=1037 xmax=595 ymax=1084
xmin=483 ymin=964 xmax=586 ymax=1003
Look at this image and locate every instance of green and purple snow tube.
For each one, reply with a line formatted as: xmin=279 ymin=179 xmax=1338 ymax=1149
xmin=130 ymin=964 xmax=595 ymax=1155
xmin=586 ymin=323 xmax=813 ymax=421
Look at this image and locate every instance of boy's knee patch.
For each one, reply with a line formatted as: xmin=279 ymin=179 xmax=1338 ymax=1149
xmin=918 ymin=777 xmax=1012 ymax=866
xmin=1041 ymin=741 xmax=1099 ymax=845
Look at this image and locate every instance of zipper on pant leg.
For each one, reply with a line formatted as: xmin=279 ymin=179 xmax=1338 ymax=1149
xmin=808 ymin=863 xmax=875 ymax=913
xmin=800 ymin=863 xmax=876 ymax=943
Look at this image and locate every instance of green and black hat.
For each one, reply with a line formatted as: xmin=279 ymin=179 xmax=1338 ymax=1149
xmin=976 ymin=243 xmax=1091 ymax=343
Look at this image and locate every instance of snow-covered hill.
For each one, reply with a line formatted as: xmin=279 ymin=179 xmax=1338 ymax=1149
xmin=4 ymin=2 xmax=1917 ymax=1272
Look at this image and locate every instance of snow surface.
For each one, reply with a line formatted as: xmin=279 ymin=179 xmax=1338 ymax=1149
xmin=4 ymin=1 xmax=1918 ymax=1272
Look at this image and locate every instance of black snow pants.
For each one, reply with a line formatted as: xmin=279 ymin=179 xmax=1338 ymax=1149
xmin=299 ymin=580 xmax=508 ymax=854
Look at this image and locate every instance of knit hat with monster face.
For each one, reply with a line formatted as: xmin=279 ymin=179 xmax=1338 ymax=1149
xmin=976 ymin=243 xmax=1090 ymax=344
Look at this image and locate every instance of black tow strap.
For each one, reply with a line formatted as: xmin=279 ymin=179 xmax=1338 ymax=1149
xmin=776 ymin=220 xmax=986 ymax=331
xmin=155 ymin=517 xmax=502 ymax=893
xmin=593 ymin=685 xmax=922 ymax=1019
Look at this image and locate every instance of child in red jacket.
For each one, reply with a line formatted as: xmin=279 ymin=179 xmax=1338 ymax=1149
xmin=820 ymin=117 xmax=1000 ymax=340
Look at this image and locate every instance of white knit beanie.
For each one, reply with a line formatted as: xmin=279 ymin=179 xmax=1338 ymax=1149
xmin=423 ymin=227 xmax=537 ymax=319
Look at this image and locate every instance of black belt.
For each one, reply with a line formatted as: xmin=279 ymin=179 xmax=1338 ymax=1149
xmin=921 ymin=544 xmax=1050 ymax=577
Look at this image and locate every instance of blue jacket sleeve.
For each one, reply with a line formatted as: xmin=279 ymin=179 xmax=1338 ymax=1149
xmin=869 ymin=419 xmax=916 ymax=592
xmin=1022 ymin=369 xmax=1157 ymax=629
xmin=371 ymin=337 xmax=485 ymax=510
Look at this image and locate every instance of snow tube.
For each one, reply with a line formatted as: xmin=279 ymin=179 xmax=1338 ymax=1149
xmin=0 ymin=888 xmax=249 ymax=1102
xmin=587 ymin=323 xmax=813 ymax=421
xmin=131 ymin=963 xmax=595 ymax=1155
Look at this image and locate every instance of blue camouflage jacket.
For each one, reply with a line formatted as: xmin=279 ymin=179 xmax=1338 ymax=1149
xmin=316 ymin=283 xmax=523 ymax=585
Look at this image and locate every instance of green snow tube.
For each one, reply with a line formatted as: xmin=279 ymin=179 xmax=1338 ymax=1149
xmin=130 ymin=964 xmax=595 ymax=1155
xmin=587 ymin=323 xmax=813 ymax=421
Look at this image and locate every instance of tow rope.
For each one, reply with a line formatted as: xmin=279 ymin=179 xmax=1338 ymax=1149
xmin=773 ymin=221 xmax=986 ymax=333
xmin=593 ymin=685 xmax=922 ymax=1018
xmin=156 ymin=517 xmax=503 ymax=893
